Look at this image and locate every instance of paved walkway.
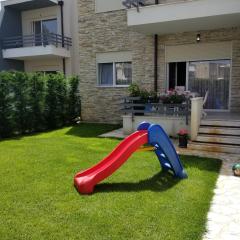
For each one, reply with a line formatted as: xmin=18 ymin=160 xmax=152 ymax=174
xmin=100 ymin=128 xmax=240 ymax=240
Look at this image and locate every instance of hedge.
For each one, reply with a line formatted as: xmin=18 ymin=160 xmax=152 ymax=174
xmin=0 ymin=71 xmax=81 ymax=138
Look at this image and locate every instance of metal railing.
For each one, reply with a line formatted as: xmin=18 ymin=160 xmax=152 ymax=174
xmin=2 ymin=33 xmax=72 ymax=50
xmin=121 ymin=97 xmax=191 ymax=125
xmin=122 ymin=0 xmax=157 ymax=11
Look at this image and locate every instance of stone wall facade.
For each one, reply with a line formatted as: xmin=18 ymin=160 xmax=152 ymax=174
xmin=78 ymin=0 xmax=240 ymax=123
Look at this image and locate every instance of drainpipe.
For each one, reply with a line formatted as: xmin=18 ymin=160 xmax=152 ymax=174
xmin=58 ymin=0 xmax=66 ymax=75
xmin=154 ymin=0 xmax=159 ymax=92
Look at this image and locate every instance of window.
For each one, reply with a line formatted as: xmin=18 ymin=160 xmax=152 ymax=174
xmin=115 ymin=62 xmax=132 ymax=85
xmin=99 ymin=63 xmax=113 ymax=85
xmin=98 ymin=62 xmax=132 ymax=87
xmin=33 ymin=18 xmax=57 ymax=46
xmin=33 ymin=18 xmax=57 ymax=35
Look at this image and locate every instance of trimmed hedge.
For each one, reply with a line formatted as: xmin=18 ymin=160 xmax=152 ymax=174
xmin=0 ymin=72 xmax=81 ymax=138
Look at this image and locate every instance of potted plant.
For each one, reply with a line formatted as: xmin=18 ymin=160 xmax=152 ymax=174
xmin=160 ymin=90 xmax=186 ymax=104
xmin=178 ymin=129 xmax=189 ymax=148
xmin=128 ymin=84 xmax=148 ymax=116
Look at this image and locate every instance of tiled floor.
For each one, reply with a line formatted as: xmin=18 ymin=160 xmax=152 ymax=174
xmin=99 ymin=128 xmax=240 ymax=240
xmin=206 ymin=112 xmax=240 ymax=121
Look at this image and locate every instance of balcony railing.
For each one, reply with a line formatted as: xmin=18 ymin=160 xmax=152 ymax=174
xmin=121 ymin=97 xmax=191 ymax=125
xmin=122 ymin=0 xmax=156 ymax=11
xmin=2 ymin=33 xmax=72 ymax=50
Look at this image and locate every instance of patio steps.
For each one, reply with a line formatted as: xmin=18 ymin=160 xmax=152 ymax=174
xmin=189 ymin=119 xmax=240 ymax=154
xmin=188 ymin=142 xmax=240 ymax=154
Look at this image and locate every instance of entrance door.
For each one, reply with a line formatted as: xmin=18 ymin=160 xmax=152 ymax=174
xmin=168 ymin=60 xmax=230 ymax=110
xmin=188 ymin=60 xmax=230 ymax=110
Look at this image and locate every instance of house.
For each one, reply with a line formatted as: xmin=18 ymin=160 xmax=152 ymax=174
xmin=78 ymin=0 xmax=240 ymax=124
xmin=0 ymin=0 xmax=79 ymax=75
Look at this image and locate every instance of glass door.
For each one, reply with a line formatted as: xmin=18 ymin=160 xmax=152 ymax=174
xmin=33 ymin=19 xmax=57 ymax=46
xmin=188 ymin=60 xmax=230 ymax=110
xmin=34 ymin=21 xmax=42 ymax=46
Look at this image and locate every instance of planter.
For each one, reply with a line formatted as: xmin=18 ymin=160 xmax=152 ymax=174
xmin=178 ymin=135 xmax=188 ymax=148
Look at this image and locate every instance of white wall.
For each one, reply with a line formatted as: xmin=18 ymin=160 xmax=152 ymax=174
xmin=123 ymin=115 xmax=189 ymax=137
xmin=63 ymin=0 xmax=80 ymax=76
xmin=165 ymin=42 xmax=232 ymax=62
xmin=25 ymin=58 xmax=63 ymax=72
xmin=95 ymin=0 xmax=124 ymax=13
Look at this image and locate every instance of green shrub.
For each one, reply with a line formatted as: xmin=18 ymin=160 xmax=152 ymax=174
xmin=68 ymin=76 xmax=81 ymax=121
xmin=0 ymin=71 xmax=81 ymax=138
xmin=0 ymin=72 xmax=14 ymax=137
xmin=11 ymin=72 xmax=31 ymax=134
xmin=28 ymin=73 xmax=46 ymax=131
xmin=128 ymin=83 xmax=141 ymax=97
xmin=44 ymin=74 xmax=65 ymax=129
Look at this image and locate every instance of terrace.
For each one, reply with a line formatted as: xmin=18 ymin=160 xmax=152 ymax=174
xmin=124 ymin=0 xmax=240 ymax=35
xmin=2 ymin=33 xmax=72 ymax=60
xmin=0 ymin=0 xmax=72 ymax=60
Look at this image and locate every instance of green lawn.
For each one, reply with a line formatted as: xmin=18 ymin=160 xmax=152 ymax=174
xmin=0 ymin=123 xmax=221 ymax=240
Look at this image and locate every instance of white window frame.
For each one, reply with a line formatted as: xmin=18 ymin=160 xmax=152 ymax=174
xmin=96 ymin=52 xmax=132 ymax=88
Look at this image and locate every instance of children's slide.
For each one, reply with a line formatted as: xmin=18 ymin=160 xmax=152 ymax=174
xmin=74 ymin=122 xmax=187 ymax=194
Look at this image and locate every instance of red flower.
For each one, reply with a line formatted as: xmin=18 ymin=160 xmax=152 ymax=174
xmin=178 ymin=129 xmax=188 ymax=136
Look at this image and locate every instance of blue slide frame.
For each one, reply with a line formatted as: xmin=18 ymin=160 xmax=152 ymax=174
xmin=138 ymin=122 xmax=187 ymax=179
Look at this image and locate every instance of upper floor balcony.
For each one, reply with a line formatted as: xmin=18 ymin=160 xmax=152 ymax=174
xmin=2 ymin=33 xmax=72 ymax=60
xmin=125 ymin=0 xmax=240 ymax=35
xmin=2 ymin=0 xmax=58 ymax=11
xmin=0 ymin=0 xmax=72 ymax=60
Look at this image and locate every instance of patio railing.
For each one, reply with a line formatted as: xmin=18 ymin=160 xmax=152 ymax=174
xmin=122 ymin=0 xmax=157 ymax=11
xmin=2 ymin=33 xmax=72 ymax=50
xmin=121 ymin=97 xmax=191 ymax=125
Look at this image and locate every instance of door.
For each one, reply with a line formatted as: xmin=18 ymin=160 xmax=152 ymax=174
xmin=168 ymin=62 xmax=186 ymax=90
xmin=188 ymin=60 xmax=230 ymax=110
xmin=34 ymin=21 xmax=42 ymax=46
xmin=33 ymin=19 xmax=57 ymax=46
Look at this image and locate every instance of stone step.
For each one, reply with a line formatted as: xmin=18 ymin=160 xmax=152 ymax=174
xmin=198 ymin=127 xmax=240 ymax=136
xmin=201 ymin=120 xmax=240 ymax=128
xmin=188 ymin=142 xmax=240 ymax=154
xmin=196 ymin=135 xmax=240 ymax=145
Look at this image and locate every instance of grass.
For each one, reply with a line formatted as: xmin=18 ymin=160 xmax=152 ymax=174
xmin=0 ymin=123 xmax=221 ymax=240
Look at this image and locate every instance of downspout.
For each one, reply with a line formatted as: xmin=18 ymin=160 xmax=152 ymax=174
xmin=154 ymin=0 xmax=159 ymax=92
xmin=58 ymin=0 xmax=66 ymax=75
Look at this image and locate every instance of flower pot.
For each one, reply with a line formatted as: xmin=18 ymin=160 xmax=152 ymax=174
xmin=178 ymin=135 xmax=188 ymax=148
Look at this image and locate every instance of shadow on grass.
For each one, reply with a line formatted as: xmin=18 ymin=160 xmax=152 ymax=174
xmin=95 ymin=171 xmax=180 ymax=193
xmin=66 ymin=123 xmax=121 ymax=138
xmin=180 ymin=155 xmax=222 ymax=173
xmin=94 ymin=157 xmax=222 ymax=193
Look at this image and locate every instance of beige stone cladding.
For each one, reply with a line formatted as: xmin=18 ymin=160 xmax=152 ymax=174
xmin=78 ymin=0 xmax=154 ymax=123
xmin=78 ymin=0 xmax=240 ymax=123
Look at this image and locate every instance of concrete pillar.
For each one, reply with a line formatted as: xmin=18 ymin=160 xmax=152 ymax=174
xmin=123 ymin=115 xmax=133 ymax=135
xmin=190 ymin=97 xmax=203 ymax=141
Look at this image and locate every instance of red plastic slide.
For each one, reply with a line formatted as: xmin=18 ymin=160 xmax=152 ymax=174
xmin=74 ymin=130 xmax=148 ymax=194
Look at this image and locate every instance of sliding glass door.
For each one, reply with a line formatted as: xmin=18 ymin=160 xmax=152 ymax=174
xmin=33 ymin=19 xmax=57 ymax=46
xmin=188 ymin=60 xmax=230 ymax=110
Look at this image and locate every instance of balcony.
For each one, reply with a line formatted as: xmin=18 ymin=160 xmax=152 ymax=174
xmin=2 ymin=0 xmax=58 ymax=11
xmin=2 ymin=33 xmax=72 ymax=60
xmin=126 ymin=0 xmax=240 ymax=35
